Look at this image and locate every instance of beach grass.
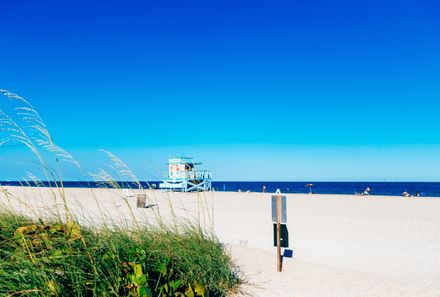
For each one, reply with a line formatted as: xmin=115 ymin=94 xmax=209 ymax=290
xmin=0 ymin=210 xmax=239 ymax=296
xmin=0 ymin=89 xmax=240 ymax=296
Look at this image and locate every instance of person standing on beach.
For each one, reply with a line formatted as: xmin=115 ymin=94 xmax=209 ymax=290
xmin=306 ymin=183 xmax=313 ymax=194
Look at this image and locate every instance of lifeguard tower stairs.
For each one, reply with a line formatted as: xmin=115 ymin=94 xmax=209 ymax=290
xmin=159 ymin=157 xmax=212 ymax=192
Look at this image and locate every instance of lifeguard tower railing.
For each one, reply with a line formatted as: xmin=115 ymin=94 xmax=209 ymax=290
xmin=165 ymin=170 xmax=212 ymax=181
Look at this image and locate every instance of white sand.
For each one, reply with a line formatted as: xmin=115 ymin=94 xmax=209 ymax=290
xmin=1 ymin=187 xmax=440 ymax=297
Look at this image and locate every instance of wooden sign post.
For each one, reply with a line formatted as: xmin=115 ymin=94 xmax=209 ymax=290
xmin=276 ymin=194 xmax=281 ymax=272
xmin=272 ymin=190 xmax=287 ymax=272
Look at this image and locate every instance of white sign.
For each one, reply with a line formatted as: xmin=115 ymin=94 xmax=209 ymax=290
xmin=271 ymin=195 xmax=286 ymax=223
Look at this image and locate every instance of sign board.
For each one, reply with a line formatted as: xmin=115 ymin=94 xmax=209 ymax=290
xmin=273 ymin=223 xmax=289 ymax=248
xmin=271 ymin=195 xmax=286 ymax=223
xmin=272 ymin=190 xmax=288 ymax=272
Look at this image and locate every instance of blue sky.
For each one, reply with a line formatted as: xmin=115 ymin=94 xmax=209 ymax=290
xmin=1 ymin=0 xmax=440 ymax=181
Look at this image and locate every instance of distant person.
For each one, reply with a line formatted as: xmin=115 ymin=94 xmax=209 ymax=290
xmin=362 ymin=186 xmax=371 ymax=195
xmin=402 ymin=191 xmax=411 ymax=197
xmin=306 ymin=183 xmax=314 ymax=194
xmin=414 ymin=192 xmax=421 ymax=197
xmin=262 ymin=185 xmax=267 ymax=193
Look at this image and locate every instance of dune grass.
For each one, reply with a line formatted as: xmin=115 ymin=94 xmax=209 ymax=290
xmin=0 ymin=89 xmax=241 ymax=296
xmin=0 ymin=210 xmax=239 ymax=296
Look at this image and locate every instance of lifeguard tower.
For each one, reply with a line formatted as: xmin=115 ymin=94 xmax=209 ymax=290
xmin=159 ymin=157 xmax=212 ymax=192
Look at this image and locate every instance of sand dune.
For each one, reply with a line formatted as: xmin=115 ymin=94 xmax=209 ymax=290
xmin=1 ymin=187 xmax=440 ymax=297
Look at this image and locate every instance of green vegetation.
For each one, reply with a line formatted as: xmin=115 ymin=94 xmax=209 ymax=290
xmin=0 ymin=212 xmax=239 ymax=296
xmin=0 ymin=89 xmax=240 ymax=296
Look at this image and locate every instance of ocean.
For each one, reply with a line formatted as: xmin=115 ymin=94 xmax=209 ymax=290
xmin=212 ymin=182 xmax=440 ymax=197
xmin=1 ymin=181 xmax=440 ymax=197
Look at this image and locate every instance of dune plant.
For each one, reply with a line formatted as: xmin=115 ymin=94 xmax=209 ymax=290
xmin=0 ymin=90 xmax=240 ymax=296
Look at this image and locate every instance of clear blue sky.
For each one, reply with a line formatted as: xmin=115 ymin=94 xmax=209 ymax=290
xmin=1 ymin=0 xmax=439 ymax=181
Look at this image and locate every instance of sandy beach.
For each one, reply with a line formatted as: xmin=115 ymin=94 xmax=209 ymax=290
xmin=1 ymin=186 xmax=440 ymax=297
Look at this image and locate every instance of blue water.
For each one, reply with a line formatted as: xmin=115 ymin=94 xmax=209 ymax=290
xmin=213 ymin=182 xmax=440 ymax=197
xmin=1 ymin=181 xmax=440 ymax=197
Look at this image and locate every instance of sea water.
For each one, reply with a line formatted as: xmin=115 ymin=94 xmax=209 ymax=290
xmin=1 ymin=181 xmax=440 ymax=197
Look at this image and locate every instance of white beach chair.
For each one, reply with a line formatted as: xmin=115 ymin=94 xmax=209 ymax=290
xmin=122 ymin=188 xmax=135 ymax=198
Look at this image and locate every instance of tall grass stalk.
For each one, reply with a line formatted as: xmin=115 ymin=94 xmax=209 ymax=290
xmin=0 ymin=89 xmax=240 ymax=296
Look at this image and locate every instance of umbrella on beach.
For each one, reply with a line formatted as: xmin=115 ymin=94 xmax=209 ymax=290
xmin=305 ymin=183 xmax=313 ymax=194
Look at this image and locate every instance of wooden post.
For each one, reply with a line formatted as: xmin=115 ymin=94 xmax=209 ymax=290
xmin=276 ymin=195 xmax=282 ymax=272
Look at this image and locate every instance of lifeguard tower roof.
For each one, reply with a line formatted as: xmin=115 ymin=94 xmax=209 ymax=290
xmin=159 ymin=157 xmax=212 ymax=192
xmin=168 ymin=157 xmax=201 ymax=165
